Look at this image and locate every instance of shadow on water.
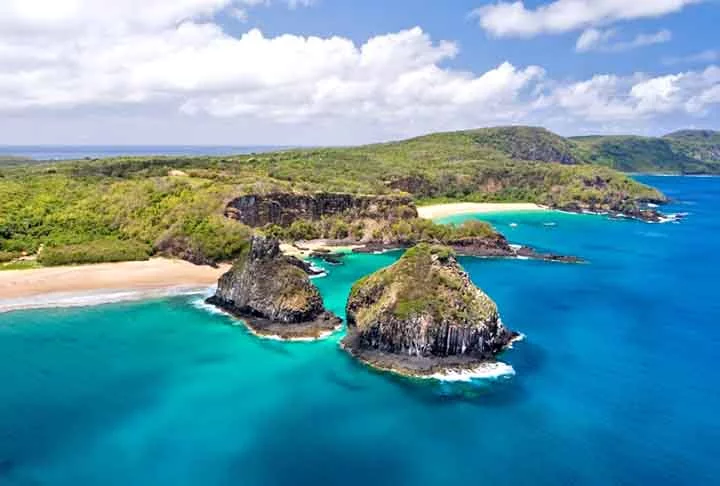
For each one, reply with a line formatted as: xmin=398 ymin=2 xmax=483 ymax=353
xmin=253 ymin=338 xmax=294 ymax=357
xmin=324 ymin=371 xmax=367 ymax=393
xmin=224 ymin=415 xmax=409 ymax=486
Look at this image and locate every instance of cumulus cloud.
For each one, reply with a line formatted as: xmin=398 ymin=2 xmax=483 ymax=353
xmin=575 ymin=28 xmax=672 ymax=53
xmin=543 ymin=66 xmax=720 ymax=120
xmin=473 ymin=0 xmax=699 ymax=38
xmin=0 ymin=0 xmax=717 ymax=143
xmin=0 ymin=4 xmax=547 ymax=129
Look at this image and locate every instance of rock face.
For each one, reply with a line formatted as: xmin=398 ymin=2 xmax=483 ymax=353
xmin=342 ymin=244 xmax=518 ymax=376
xmin=224 ymin=192 xmax=417 ymax=227
xmin=207 ymin=236 xmax=341 ymax=339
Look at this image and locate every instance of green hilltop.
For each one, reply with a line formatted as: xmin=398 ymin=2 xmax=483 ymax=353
xmin=0 ymin=126 xmax=678 ymax=267
xmin=570 ymin=129 xmax=720 ymax=174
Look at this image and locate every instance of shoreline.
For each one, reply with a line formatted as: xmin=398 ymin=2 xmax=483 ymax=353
xmin=280 ymin=240 xmax=365 ymax=259
xmin=417 ymin=202 xmax=548 ymax=220
xmin=0 ymin=258 xmax=229 ymax=312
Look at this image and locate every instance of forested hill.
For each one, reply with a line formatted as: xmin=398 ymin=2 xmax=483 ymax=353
xmin=570 ymin=129 xmax=720 ymax=174
xmin=0 ymin=126 xmax=671 ymax=268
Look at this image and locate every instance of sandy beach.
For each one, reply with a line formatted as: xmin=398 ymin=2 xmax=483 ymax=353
xmin=417 ymin=202 xmax=547 ymax=219
xmin=0 ymin=258 xmax=229 ymax=311
xmin=280 ymin=240 xmax=365 ymax=258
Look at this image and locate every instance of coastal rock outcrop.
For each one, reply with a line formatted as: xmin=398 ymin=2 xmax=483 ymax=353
xmin=342 ymin=244 xmax=519 ymax=377
xmin=224 ymin=192 xmax=417 ymax=227
xmin=207 ymin=236 xmax=341 ymax=339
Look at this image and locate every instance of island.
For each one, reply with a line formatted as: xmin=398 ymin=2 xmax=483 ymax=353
xmin=206 ymin=236 xmax=342 ymax=340
xmin=341 ymin=244 xmax=519 ymax=378
xmin=1 ymin=125 xmax=674 ymax=272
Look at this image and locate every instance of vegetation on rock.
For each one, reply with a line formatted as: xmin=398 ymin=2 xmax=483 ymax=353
xmin=343 ymin=244 xmax=517 ymax=375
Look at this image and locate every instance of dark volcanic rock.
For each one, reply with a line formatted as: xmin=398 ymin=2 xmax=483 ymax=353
xmin=207 ymin=236 xmax=341 ymax=339
xmin=351 ymin=234 xmax=583 ymax=263
xmin=342 ymin=244 xmax=519 ymax=377
xmin=224 ymin=192 xmax=417 ymax=227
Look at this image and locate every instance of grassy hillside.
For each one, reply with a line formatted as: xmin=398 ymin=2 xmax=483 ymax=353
xmin=571 ymin=131 xmax=720 ymax=174
xmin=663 ymin=130 xmax=720 ymax=166
xmin=0 ymin=127 xmax=666 ymax=266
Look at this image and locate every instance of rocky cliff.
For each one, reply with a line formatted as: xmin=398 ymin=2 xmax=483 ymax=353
xmin=342 ymin=244 xmax=519 ymax=376
xmin=224 ymin=192 xmax=417 ymax=227
xmin=207 ymin=236 xmax=341 ymax=339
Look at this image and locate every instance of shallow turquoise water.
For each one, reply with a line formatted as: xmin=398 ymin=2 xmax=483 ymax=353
xmin=0 ymin=176 xmax=718 ymax=485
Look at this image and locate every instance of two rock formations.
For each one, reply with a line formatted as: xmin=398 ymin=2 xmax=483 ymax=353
xmin=208 ymin=237 xmax=517 ymax=377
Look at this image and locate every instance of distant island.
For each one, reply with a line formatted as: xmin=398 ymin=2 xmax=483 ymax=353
xmin=2 ymin=125 xmax=692 ymax=271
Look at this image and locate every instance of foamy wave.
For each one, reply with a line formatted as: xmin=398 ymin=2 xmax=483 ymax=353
xmin=190 ymin=297 xmax=234 ymax=318
xmin=655 ymin=212 xmax=688 ymax=224
xmin=422 ymin=361 xmax=516 ymax=382
xmin=309 ymin=272 xmax=328 ymax=279
xmin=0 ymin=286 xmax=214 ymax=313
xmin=509 ymin=223 xmax=518 ymax=228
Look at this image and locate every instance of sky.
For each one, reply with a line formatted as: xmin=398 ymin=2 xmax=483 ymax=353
xmin=0 ymin=0 xmax=718 ymax=146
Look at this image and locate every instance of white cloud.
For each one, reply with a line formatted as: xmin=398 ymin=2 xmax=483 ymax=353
xmin=0 ymin=0 xmax=716 ymax=144
xmin=473 ymin=0 xmax=699 ymax=38
xmin=575 ymin=28 xmax=672 ymax=52
xmin=664 ymin=49 xmax=720 ymax=66
xmin=544 ymin=66 xmax=720 ymax=120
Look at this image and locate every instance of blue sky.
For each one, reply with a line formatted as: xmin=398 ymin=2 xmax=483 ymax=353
xmin=0 ymin=0 xmax=717 ymax=145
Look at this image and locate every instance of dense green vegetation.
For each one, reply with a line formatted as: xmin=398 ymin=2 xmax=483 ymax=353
xmin=664 ymin=130 xmax=720 ymax=167
xmin=0 ymin=126 xmax=669 ymax=267
xmin=38 ymin=240 xmax=152 ymax=266
xmin=263 ymin=216 xmax=495 ymax=245
xmin=571 ymin=130 xmax=720 ymax=174
xmin=349 ymin=243 xmax=497 ymax=324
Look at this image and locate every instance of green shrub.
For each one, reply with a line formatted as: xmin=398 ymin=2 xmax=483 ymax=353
xmin=0 ymin=250 xmax=21 ymax=263
xmin=38 ymin=240 xmax=152 ymax=266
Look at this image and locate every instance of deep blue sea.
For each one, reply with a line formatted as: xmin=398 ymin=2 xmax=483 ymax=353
xmin=0 ymin=146 xmax=286 ymax=161
xmin=0 ymin=175 xmax=718 ymax=485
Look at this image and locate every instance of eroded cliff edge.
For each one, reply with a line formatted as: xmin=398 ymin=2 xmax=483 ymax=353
xmin=342 ymin=244 xmax=519 ymax=377
xmin=206 ymin=236 xmax=341 ymax=340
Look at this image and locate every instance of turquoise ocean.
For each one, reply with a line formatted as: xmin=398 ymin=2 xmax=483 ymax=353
xmin=0 ymin=175 xmax=718 ymax=485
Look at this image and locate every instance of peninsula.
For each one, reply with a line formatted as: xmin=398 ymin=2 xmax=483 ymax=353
xmin=1 ymin=125 xmax=670 ymax=272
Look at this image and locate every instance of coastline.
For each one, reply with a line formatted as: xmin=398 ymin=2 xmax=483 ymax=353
xmin=417 ymin=202 xmax=548 ymax=220
xmin=0 ymin=258 xmax=229 ymax=312
xmin=280 ymin=240 xmax=365 ymax=258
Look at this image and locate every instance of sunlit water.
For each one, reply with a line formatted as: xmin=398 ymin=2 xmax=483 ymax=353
xmin=0 ymin=176 xmax=717 ymax=485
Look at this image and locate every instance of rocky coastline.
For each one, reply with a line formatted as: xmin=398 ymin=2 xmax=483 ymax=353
xmin=206 ymin=236 xmax=341 ymax=340
xmin=224 ymin=192 xmax=417 ymax=227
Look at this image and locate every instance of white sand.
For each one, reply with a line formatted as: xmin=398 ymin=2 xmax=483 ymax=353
xmin=417 ymin=202 xmax=548 ymax=219
xmin=0 ymin=258 xmax=229 ymax=311
xmin=280 ymin=240 xmax=364 ymax=258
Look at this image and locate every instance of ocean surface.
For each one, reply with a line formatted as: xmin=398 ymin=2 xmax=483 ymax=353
xmin=0 ymin=146 xmax=287 ymax=161
xmin=0 ymin=175 xmax=718 ymax=485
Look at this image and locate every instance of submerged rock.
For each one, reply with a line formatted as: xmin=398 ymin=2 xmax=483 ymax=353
xmin=342 ymin=244 xmax=519 ymax=377
xmin=207 ymin=236 xmax=341 ymax=340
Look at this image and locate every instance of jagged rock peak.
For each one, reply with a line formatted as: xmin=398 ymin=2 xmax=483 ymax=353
xmin=207 ymin=236 xmax=341 ymax=340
